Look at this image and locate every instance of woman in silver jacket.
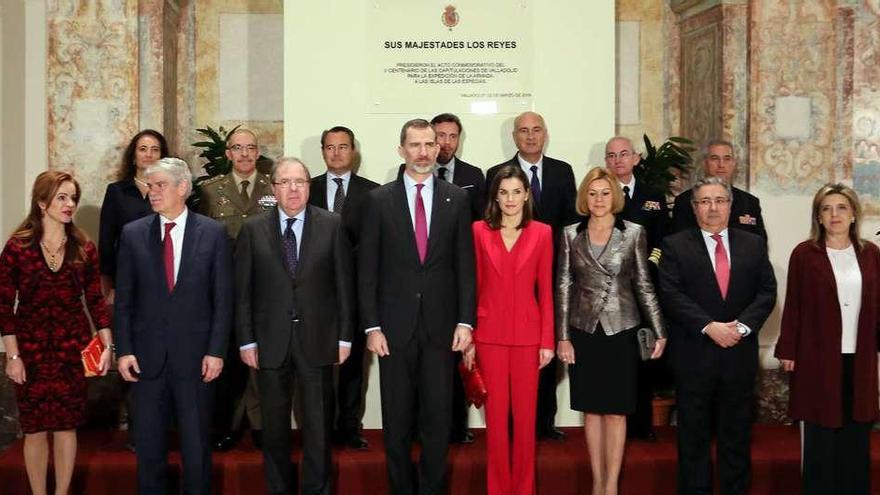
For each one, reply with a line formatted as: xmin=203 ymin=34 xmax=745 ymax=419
xmin=556 ymin=167 xmax=666 ymax=495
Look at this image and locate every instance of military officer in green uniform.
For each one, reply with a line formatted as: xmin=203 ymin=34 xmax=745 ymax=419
xmin=197 ymin=127 xmax=274 ymax=451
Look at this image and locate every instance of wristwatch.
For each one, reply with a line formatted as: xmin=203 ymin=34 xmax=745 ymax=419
xmin=107 ymin=344 xmax=117 ymax=353
xmin=736 ymin=322 xmax=748 ymax=336
xmin=7 ymin=354 xmax=20 ymax=361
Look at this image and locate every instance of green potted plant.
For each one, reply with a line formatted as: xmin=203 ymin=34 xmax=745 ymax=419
xmin=634 ymin=134 xmax=695 ymax=195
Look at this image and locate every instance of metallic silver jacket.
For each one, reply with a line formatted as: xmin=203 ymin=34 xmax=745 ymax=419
xmin=555 ymin=220 xmax=666 ymax=341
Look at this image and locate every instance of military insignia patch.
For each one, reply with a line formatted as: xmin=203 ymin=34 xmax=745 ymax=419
xmin=258 ymin=195 xmax=277 ymax=209
xmin=641 ymin=201 xmax=661 ymax=211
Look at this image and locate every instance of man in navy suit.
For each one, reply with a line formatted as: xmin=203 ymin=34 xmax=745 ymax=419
xmin=659 ymin=177 xmax=776 ymax=494
xmin=486 ymin=111 xmax=578 ymax=440
xmin=115 ymin=157 xmax=233 ymax=495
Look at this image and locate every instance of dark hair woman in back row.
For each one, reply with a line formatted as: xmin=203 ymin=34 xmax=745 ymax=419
xmin=98 ymin=129 xmax=169 ymax=302
xmin=1 ymin=171 xmax=113 ymax=495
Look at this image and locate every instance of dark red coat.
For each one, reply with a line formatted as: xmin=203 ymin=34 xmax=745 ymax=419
xmin=775 ymin=240 xmax=880 ymax=427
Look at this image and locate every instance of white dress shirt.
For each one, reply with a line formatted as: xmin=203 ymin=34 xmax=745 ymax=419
xmin=516 ymin=153 xmax=543 ymax=185
xmin=827 ymin=245 xmax=861 ymax=354
xmin=325 ymin=170 xmax=351 ymax=213
xmin=159 ymin=208 xmax=188 ymax=284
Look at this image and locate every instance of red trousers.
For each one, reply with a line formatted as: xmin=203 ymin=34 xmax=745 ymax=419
xmin=476 ymin=343 xmax=540 ymax=495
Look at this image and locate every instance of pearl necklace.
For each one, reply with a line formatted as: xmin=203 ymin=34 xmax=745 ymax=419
xmin=40 ymin=236 xmax=67 ymax=272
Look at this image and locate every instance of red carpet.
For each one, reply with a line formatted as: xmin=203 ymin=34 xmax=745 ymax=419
xmin=0 ymin=426 xmax=877 ymax=494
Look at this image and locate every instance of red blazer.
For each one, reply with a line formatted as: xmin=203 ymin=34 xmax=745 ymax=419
xmin=472 ymin=220 xmax=554 ymax=349
xmin=775 ymin=240 xmax=880 ymax=427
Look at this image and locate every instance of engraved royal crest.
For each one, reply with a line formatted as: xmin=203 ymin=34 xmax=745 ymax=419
xmin=442 ymin=5 xmax=459 ymax=30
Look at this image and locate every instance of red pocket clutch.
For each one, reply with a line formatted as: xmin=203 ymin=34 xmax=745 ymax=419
xmin=458 ymin=360 xmax=488 ymax=409
xmin=81 ymin=336 xmax=105 ymax=377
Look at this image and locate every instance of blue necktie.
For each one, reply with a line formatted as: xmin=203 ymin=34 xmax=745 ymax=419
xmin=283 ymin=218 xmax=298 ymax=275
xmin=530 ymin=165 xmax=542 ymax=205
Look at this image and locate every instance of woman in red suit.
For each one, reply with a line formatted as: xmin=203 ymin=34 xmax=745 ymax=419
xmin=1 ymin=171 xmax=113 ymax=495
xmin=464 ymin=164 xmax=555 ymax=495
xmin=776 ymin=183 xmax=880 ymax=494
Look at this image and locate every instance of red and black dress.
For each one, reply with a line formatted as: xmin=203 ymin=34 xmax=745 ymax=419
xmin=0 ymin=238 xmax=110 ymax=433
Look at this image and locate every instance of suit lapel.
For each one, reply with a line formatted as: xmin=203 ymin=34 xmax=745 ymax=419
xmin=427 ymin=180 xmax=451 ymax=262
xmin=391 ymin=180 xmax=421 ymax=265
xmin=223 ymin=176 xmax=249 ymax=213
xmin=175 ymin=212 xmax=203 ymax=292
xmin=264 ymin=207 xmax=290 ymax=280
xmin=311 ymin=175 xmax=328 ymax=210
xmin=695 ymin=229 xmax=725 ymax=303
xmin=295 ymin=206 xmax=314 ymax=278
xmin=484 ymin=228 xmax=505 ymax=276
xmin=148 ymin=215 xmax=166 ymax=291
xmin=514 ymin=224 xmax=538 ymax=275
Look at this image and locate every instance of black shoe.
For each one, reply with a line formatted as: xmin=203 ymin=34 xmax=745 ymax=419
xmin=212 ymin=434 xmax=238 ymax=452
xmin=629 ymin=428 xmax=657 ymax=442
xmin=451 ymin=430 xmax=475 ymax=444
xmin=345 ymin=432 xmax=369 ymax=450
xmin=251 ymin=430 xmax=263 ymax=450
xmin=538 ymin=426 xmax=566 ymax=441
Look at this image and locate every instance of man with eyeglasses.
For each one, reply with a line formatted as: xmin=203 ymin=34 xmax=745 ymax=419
xmin=670 ymin=139 xmax=766 ymax=240
xmin=487 ymin=111 xmax=578 ymax=441
xmin=604 ymin=136 xmax=670 ymax=442
xmin=197 ymin=127 xmax=272 ymax=451
xmin=308 ymin=126 xmax=379 ymax=450
xmin=658 ymin=176 xmax=776 ymax=495
xmin=236 ymin=157 xmax=354 ymax=495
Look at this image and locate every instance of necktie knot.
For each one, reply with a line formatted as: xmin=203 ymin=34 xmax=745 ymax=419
xmin=285 ymin=217 xmax=296 ymax=231
xmin=333 ymin=177 xmax=344 ymax=187
xmin=164 ymin=222 xmax=176 ymax=236
xmin=711 ymin=233 xmax=722 ymax=244
xmin=416 ymin=183 xmax=424 ymax=192
xmin=623 ymin=185 xmax=631 ymax=199
xmin=437 ymin=167 xmax=448 ymax=181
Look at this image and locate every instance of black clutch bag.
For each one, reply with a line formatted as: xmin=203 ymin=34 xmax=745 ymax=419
xmin=636 ymin=327 xmax=656 ymax=361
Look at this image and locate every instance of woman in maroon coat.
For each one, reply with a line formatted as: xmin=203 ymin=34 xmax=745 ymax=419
xmin=1 ymin=171 xmax=113 ymax=495
xmin=776 ymin=183 xmax=880 ymax=495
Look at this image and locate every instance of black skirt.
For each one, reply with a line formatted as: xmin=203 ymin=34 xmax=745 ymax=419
xmin=568 ymin=324 xmax=638 ymax=415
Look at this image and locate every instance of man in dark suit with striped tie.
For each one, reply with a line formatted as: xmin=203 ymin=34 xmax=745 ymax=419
xmin=236 ymin=157 xmax=354 ymax=495
xmin=308 ymin=126 xmax=379 ymax=450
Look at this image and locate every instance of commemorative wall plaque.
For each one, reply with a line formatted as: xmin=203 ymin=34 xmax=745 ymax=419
xmin=367 ymin=1 xmax=533 ymax=115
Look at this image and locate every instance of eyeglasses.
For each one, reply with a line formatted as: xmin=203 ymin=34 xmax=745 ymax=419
xmin=693 ymin=197 xmax=731 ymax=207
xmin=273 ymin=179 xmax=310 ymax=189
xmin=228 ymin=144 xmax=258 ymax=154
xmin=605 ymin=150 xmax=634 ymax=161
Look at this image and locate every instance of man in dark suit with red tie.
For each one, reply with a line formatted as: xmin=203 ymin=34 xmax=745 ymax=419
xmin=308 ymin=126 xmax=379 ymax=450
xmin=486 ymin=111 xmax=578 ymax=440
xmin=359 ymin=119 xmax=475 ymax=495
xmin=115 ymin=157 xmax=233 ymax=495
xmin=236 ymin=157 xmax=354 ymax=495
xmin=658 ymin=177 xmax=776 ymax=495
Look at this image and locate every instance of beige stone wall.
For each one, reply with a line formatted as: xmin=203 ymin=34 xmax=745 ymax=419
xmin=189 ymin=0 xmax=283 ymax=176
xmin=615 ymin=1 xmax=678 ymax=152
